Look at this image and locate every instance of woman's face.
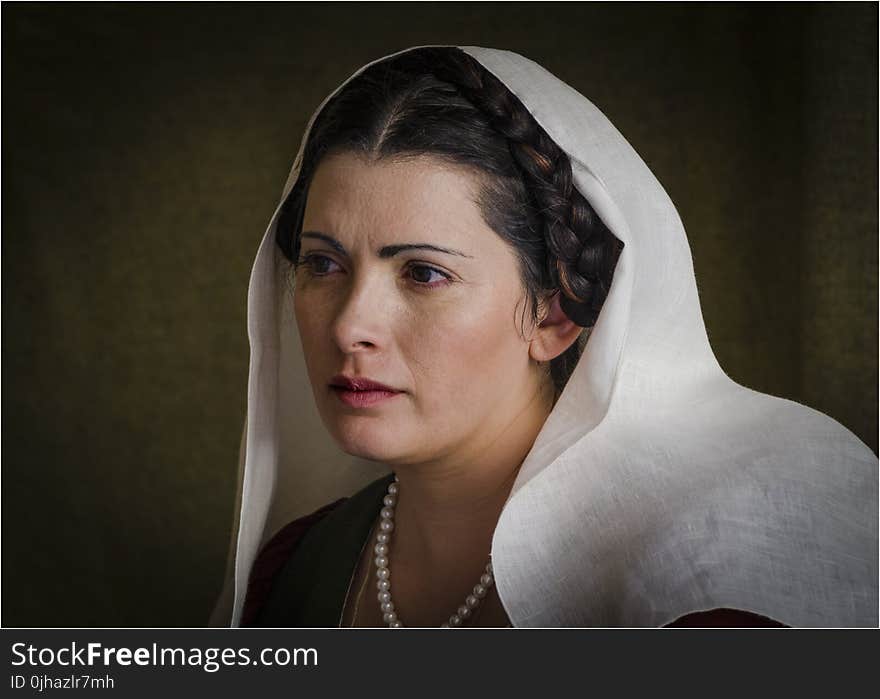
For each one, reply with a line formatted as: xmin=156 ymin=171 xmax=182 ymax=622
xmin=294 ymin=151 xmax=545 ymax=467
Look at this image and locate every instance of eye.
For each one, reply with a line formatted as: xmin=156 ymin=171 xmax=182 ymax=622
xmin=407 ymin=263 xmax=452 ymax=287
xmin=297 ymin=253 xmax=342 ymax=276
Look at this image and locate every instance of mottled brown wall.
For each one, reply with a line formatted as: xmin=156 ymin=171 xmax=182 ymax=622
xmin=3 ymin=3 xmax=876 ymax=627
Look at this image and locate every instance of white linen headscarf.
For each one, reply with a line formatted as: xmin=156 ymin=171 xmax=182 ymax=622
xmin=214 ymin=45 xmax=878 ymax=628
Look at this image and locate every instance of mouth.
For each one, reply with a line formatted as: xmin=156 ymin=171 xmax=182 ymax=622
xmin=329 ymin=374 xmax=404 ymax=408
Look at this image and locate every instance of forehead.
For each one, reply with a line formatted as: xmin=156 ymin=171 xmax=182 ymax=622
xmin=302 ymin=152 xmax=496 ymax=250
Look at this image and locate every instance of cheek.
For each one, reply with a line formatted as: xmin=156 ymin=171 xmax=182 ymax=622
xmin=293 ymin=290 xmax=332 ymax=374
xmin=403 ymin=290 xmax=529 ymax=410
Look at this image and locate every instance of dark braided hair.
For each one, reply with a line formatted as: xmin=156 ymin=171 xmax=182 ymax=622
xmin=276 ymin=47 xmax=622 ymax=395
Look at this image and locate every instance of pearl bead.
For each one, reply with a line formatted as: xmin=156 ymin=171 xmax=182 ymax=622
xmin=371 ymin=478 xmax=495 ymax=629
xmin=487 ymin=562 xmax=493 ymax=574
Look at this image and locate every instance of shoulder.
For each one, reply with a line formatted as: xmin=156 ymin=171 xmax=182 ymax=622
xmin=664 ymin=608 xmax=787 ymax=628
xmin=241 ymin=497 xmax=347 ymax=626
xmin=240 ymin=473 xmax=395 ymax=627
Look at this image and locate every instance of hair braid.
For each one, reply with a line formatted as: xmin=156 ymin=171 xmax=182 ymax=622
xmin=411 ymin=48 xmax=620 ymax=327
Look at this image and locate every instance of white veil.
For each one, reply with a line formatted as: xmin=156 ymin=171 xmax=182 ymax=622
xmin=214 ymin=46 xmax=878 ymax=628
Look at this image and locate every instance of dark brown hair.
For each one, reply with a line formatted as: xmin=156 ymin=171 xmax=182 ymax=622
xmin=276 ymin=47 xmax=622 ymax=394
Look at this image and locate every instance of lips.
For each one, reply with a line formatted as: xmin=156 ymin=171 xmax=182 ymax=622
xmin=329 ymin=374 xmax=403 ymax=408
xmin=329 ymin=375 xmax=401 ymax=392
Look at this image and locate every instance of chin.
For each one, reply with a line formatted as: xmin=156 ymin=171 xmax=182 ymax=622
xmin=327 ymin=417 xmax=411 ymax=463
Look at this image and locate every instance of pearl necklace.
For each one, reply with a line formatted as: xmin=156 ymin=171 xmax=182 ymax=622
xmin=374 ymin=475 xmax=495 ymax=628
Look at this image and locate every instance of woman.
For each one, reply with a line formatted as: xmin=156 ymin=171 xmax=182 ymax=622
xmin=213 ymin=46 xmax=877 ymax=628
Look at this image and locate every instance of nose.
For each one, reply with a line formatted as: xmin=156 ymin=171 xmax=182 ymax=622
xmin=331 ymin=271 xmax=390 ymax=354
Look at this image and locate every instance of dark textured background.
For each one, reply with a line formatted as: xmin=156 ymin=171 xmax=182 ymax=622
xmin=2 ymin=3 xmax=876 ymax=627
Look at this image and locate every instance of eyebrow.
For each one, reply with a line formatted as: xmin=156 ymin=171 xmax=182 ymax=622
xmin=301 ymin=232 xmax=473 ymax=259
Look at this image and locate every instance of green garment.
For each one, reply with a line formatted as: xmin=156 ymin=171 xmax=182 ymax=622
xmin=254 ymin=474 xmax=394 ymax=627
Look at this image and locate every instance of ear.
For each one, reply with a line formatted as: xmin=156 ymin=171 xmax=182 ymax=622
xmin=529 ymin=292 xmax=584 ymax=363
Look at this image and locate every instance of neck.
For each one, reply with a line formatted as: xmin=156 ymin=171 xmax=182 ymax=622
xmin=390 ymin=374 xmax=554 ymax=573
